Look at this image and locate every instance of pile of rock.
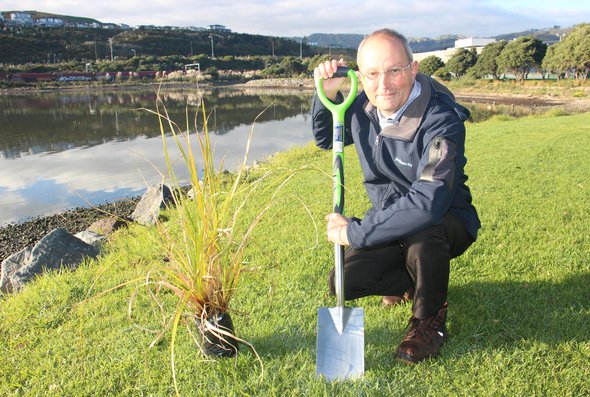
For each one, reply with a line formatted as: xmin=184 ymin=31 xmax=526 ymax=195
xmin=243 ymin=78 xmax=313 ymax=88
xmin=0 ymin=184 xmax=174 ymax=294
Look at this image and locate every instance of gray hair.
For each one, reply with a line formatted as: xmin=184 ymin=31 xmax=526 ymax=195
xmin=357 ymin=28 xmax=414 ymax=64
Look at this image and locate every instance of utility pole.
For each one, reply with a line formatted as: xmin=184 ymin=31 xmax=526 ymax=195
xmin=300 ymin=36 xmax=306 ymax=59
xmin=108 ymin=38 xmax=113 ymax=61
xmin=209 ymin=34 xmax=215 ymax=58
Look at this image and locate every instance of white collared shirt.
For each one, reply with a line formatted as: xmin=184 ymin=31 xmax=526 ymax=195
xmin=378 ymin=80 xmax=422 ymax=129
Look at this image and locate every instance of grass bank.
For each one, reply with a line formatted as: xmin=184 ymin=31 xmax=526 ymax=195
xmin=1 ymin=112 xmax=589 ymax=396
xmin=446 ymin=77 xmax=590 ymax=100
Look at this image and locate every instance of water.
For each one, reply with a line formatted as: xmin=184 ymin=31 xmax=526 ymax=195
xmin=0 ymin=87 xmax=314 ymax=226
xmin=0 ymin=86 xmax=537 ymax=226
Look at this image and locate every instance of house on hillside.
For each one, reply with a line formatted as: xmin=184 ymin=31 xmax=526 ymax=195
xmin=37 ymin=17 xmax=64 ymax=27
xmin=208 ymin=24 xmax=231 ymax=33
xmin=9 ymin=12 xmax=34 ymax=26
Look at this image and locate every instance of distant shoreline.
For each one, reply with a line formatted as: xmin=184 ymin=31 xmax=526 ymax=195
xmin=3 ymin=77 xmax=588 ymax=110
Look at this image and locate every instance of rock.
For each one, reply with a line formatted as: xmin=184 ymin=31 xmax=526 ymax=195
xmin=86 ymin=216 xmax=130 ymax=235
xmin=186 ymin=181 xmax=203 ymax=200
xmin=75 ymin=230 xmax=107 ymax=249
xmin=0 ymin=246 xmax=32 ymax=293
xmin=2 ymin=228 xmax=99 ymax=293
xmin=131 ymin=184 xmax=174 ymax=226
xmin=0 ymin=196 xmax=140 ymax=264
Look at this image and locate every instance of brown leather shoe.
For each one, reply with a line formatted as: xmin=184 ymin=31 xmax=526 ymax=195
xmin=382 ymin=287 xmax=414 ymax=307
xmin=396 ymin=302 xmax=448 ymax=364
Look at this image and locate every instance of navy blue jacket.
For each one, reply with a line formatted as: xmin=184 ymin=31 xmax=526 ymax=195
xmin=312 ymin=73 xmax=480 ymax=249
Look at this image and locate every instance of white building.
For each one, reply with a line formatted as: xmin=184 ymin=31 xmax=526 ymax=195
xmin=454 ymin=37 xmax=496 ymax=49
xmin=414 ymin=37 xmax=496 ymax=63
xmin=10 ymin=12 xmax=34 ymax=25
xmin=208 ymin=24 xmax=231 ymax=33
xmin=37 ymin=17 xmax=64 ymax=27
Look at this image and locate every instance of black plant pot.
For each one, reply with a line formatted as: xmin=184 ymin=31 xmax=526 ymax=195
xmin=202 ymin=312 xmax=239 ymax=357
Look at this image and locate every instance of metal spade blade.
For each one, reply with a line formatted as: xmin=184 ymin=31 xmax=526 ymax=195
xmin=316 ymin=305 xmax=364 ymax=381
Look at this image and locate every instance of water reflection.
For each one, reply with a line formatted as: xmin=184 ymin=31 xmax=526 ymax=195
xmin=0 ymin=88 xmax=312 ymax=159
xmin=0 ymin=87 xmax=313 ymax=225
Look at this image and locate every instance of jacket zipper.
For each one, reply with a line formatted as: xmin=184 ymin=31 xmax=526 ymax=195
xmin=373 ymin=134 xmax=384 ymax=177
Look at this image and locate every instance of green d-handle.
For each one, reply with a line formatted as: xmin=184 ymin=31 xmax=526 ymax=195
xmin=315 ymin=67 xmax=358 ymax=127
xmin=315 ymin=67 xmax=358 ymax=215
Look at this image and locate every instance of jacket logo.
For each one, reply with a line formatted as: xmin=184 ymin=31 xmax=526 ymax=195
xmin=394 ymin=157 xmax=413 ymax=168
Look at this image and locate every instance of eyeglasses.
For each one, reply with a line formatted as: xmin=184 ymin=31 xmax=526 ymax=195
xmin=360 ymin=62 xmax=413 ymax=81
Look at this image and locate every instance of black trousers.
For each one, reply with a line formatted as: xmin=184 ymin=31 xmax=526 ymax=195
xmin=328 ymin=213 xmax=474 ymax=319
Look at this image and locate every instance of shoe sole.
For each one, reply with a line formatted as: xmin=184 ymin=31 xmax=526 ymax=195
xmin=395 ymin=338 xmax=446 ymax=365
xmin=396 ymin=352 xmax=419 ymax=364
xmin=396 ymin=351 xmax=439 ymax=364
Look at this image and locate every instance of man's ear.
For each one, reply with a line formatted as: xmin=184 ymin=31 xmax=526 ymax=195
xmin=411 ymin=60 xmax=419 ymax=77
xmin=355 ymin=71 xmax=365 ymax=90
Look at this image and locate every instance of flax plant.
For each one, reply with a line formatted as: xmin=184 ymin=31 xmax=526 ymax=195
xmin=154 ymin=100 xmax=249 ymax=322
xmin=139 ymin=88 xmax=298 ymax=393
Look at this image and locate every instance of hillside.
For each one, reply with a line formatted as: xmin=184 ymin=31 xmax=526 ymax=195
xmin=0 ymin=10 xmax=578 ymax=64
xmin=297 ymin=26 xmax=571 ymax=52
xmin=1 ymin=10 xmax=105 ymax=25
xmin=300 ymin=33 xmax=465 ymax=52
xmin=494 ymin=26 xmax=571 ymax=44
xmin=0 ymin=27 xmax=305 ymax=64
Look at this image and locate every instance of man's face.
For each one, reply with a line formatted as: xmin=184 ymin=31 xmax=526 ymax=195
xmin=357 ymin=36 xmax=418 ymax=115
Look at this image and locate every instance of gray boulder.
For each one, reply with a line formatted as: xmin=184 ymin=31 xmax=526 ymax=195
xmin=0 ymin=246 xmax=32 ymax=293
xmin=131 ymin=184 xmax=174 ymax=226
xmin=86 ymin=216 xmax=130 ymax=235
xmin=1 ymin=228 xmax=99 ymax=293
xmin=75 ymin=230 xmax=107 ymax=249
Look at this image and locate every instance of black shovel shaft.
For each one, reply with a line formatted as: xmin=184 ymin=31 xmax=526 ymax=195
xmin=333 ymin=66 xmax=350 ymax=78
xmin=333 ymin=117 xmax=346 ymax=308
xmin=334 ymin=244 xmax=345 ymax=307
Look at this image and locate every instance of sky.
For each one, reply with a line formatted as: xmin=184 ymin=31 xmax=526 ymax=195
xmin=2 ymin=0 xmax=589 ymax=38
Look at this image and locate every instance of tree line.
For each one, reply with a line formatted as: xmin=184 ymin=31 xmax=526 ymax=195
xmin=0 ymin=25 xmax=319 ymax=65
xmin=418 ymin=24 xmax=589 ymax=81
xmin=1 ymin=23 xmax=587 ymax=82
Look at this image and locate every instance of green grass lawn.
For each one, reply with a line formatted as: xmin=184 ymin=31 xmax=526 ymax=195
xmin=1 ymin=112 xmax=589 ymax=396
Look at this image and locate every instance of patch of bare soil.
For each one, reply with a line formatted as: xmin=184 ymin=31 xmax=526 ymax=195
xmin=455 ymin=91 xmax=590 ymax=113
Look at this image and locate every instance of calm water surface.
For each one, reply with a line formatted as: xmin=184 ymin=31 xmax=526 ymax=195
xmin=0 ymin=87 xmax=314 ymax=226
xmin=0 ymin=86 xmax=535 ymax=226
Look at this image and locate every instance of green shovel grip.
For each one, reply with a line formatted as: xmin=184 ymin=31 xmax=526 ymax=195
xmin=315 ymin=67 xmax=358 ymax=122
xmin=315 ymin=67 xmax=358 ymax=215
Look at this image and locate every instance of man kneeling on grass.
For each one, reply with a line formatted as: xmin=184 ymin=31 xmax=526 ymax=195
xmin=312 ymin=28 xmax=480 ymax=363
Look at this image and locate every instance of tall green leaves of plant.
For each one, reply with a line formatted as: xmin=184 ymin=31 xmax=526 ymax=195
xmin=146 ymin=88 xmax=290 ymax=393
xmin=155 ymin=96 xmax=264 ymax=311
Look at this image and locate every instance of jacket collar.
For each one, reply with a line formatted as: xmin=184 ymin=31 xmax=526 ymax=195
xmin=363 ymin=73 xmax=454 ymax=142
